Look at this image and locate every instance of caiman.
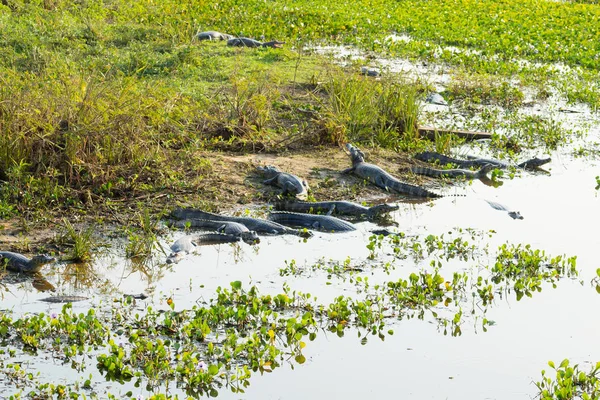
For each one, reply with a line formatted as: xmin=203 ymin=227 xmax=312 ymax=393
xmin=343 ymin=143 xmax=441 ymax=198
xmin=167 ymin=235 xmax=197 ymax=264
xmin=195 ymin=31 xmax=234 ymax=41
xmin=0 ymin=251 xmax=55 ymax=273
xmin=171 ymin=219 xmax=260 ymax=244
xmin=167 ymin=233 xmax=243 ymax=264
xmin=171 ymin=208 xmax=313 ymax=238
xmin=410 ymin=165 xmax=494 ymax=180
xmin=485 ymin=200 xmax=523 ymax=220
xmin=227 ymin=37 xmax=284 ymax=48
xmin=40 ymin=295 xmax=88 ymax=303
xmin=274 ymin=200 xmax=398 ymax=219
xmin=268 ymin=211 xmax=356 ymax=233
xmin=257 ymin=165 xmax=309 ymax=200
xmin=415 ymin=151 xmax=551 ymax=170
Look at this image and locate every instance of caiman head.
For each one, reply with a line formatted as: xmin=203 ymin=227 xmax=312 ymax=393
xmin=262 ymin=40 xmax=285 ymax=48
xmin=508 ymin=211 xmax=524 ymax=220
xmin=241 ymin=230 xmax=260 ymax=244
xmin=257 ymin=165 xmax=281 ymax=178
xmin=345 ymin=143 xmax=366 ymax=165
xmin=29 ymin=254 xmax=56 ymax=271
xmin=522 ymin=157 xmax=551 ymax=169
xmin=368 ymin=203 xmax=400 ymax=217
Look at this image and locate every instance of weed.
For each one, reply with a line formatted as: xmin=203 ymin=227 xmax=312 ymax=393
xmin=125 ymin=206 xmax=163 ymax=259
xmin=58 ymin=219 xmax=95 ymax=262
xmin=317 ymin=73 xmax=423 ymax=149
xmin=535 ymin=359 xmax=600 ymax=399
xmin=449 ymin=73 xmax=524 ymax=109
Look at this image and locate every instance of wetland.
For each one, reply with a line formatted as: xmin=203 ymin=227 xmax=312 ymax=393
xmin=1 ymin=0 xmax=600 ymax=398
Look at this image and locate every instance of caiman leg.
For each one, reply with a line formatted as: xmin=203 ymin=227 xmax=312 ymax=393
xmin=326 ymin=204 xmax=336 ymax=216
xmin=374 ymin=175 xmax=390 ymax=191
xmin=283 ymin=181 xmax=297 ymax=195
xmin=340 ymin=167 xmax=355 ymax=174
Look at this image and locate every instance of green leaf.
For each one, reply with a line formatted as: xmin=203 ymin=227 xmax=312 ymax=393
xmin=208 ymin=364 xmax=219 ymax=375
xmin=295 ymin=354 xmax=306 ymax=364
xmin=231 ymin=281 xmax=242 ymax=290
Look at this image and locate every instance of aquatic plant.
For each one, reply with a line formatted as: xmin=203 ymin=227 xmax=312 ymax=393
xmin=317 ymin=74 xmax=424 ymax=150
xmin=125 ymin=206 xmax=163 ymax=259
xmin=535 ymin=359 xmax=600 ymax=399
xmin=58 ymin=219 xmax=95 ymax=262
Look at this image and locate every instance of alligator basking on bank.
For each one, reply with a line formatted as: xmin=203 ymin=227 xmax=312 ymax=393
xmin=274 ymin=200 xmax=398 ymax=219
xmin=0 ymin=251 xmax=55 ymax=273
xmin=171 ymin=219 xmax=260 ymax=244
xmin=268 ymin=211 xmax=357 ymax=233
xmin=258 ymin=165 xmax=309 ymax=200
xmin=415 ymin=151 xmax=551 ymax=170
xmin=227 ymin=37 xmax=285 ymax=48
xmin=171 ymin=208 xmax=313 ymax=238
xmin=343 ymin=144 xmax=442 ymax=198
xmin=410 ymin=165 xmax=494 ymax=180
xmin=195 ymin=31 xmax=234 ymax=41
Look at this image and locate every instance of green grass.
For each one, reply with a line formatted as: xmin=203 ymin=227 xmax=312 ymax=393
xmin=0 ymin=0 xmax=597 ymax=219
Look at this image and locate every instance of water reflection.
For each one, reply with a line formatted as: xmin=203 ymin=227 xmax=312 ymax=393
xmin=0 ymin=271 xmax=55 ymax=292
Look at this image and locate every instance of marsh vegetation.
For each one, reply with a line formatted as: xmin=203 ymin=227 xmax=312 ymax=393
xmin=1 ymin=0 xmax=600 ymax=398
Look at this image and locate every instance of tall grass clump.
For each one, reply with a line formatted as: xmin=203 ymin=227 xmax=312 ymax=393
xmin=317 ymin=73 xmax=423 ymax=149
xmin=59 ymin=219 xmax=95 ymax=262
xmin=125 ymin=206 xmax=163 ymax=260
xmin=0 ymin=69 xmax=205 ymax=204
xmin=204 ymin=75 xmax=279 ymax=149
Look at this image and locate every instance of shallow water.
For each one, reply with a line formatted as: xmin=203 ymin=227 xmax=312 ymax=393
xmin=2 ymin=54 xmax=600 ymax=399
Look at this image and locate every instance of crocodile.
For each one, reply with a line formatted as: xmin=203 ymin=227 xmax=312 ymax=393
xmin=171 ymin=219 xmax=260 ymax=244
xmin=167 ymin=235 xmax=196 ymax=264
xmin=123 ymin=293 xmax=148 ymax=300
xmin=268 ymin=211 xmax=356 ymax=233
xmin=274 ymin=200 xmax=398 ymax=219
xmin=415 ymin=151 xmax=551 ymax=170
xmin=227 ymin=37 xmax=285 ymax=48
xmin=40 ymin=295 xmax=89 ymax=303
xmin=0 ymin=251 xmax=55 ymax=273
xmin=485 ymin=200 xmax=523 ymax=220
xmin=343 ymin=143 xmax=441 ymax=198
xmin=410 ymin=164 xmax=494 ymax=180
xmin=425 ymin=92 xmax=448 ymax=106
xmin=258 ymin=165 xmax=309 ymax=200
xmin=195 ymin=31 xmax=234 ymax=41
xmin=370 ymin=229 xmax=404 ymax=237
xmin=171 ymin=208 xmax=313 ymax=238
xmin=361 ymin=66 xmax=380 ymax=77
xmin=167 ymin=233 xmax=243 ymax=264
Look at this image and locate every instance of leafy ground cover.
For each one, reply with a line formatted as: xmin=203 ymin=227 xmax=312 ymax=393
xmin=1 ymin=0 xmax=599 ymax=398
xmin=0 ymin=238 xmax=579 ymax=398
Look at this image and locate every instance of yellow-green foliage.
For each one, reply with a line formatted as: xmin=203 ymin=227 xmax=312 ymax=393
xmin=0 ymin=0 xmax=596 ymax=213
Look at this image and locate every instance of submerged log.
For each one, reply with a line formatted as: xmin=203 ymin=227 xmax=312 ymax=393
xmin=417 ymin=125 xmax=493 ymax=141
